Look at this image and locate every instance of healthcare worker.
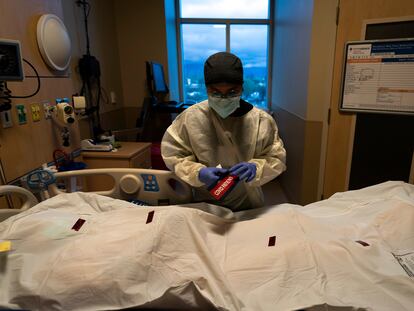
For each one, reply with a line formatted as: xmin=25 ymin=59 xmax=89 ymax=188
xmin=161 ymin=52 xmax=286 ymax=211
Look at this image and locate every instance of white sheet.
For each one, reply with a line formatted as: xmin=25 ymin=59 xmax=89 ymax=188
xmin=0 ymin=181 xmax=413 ymax=310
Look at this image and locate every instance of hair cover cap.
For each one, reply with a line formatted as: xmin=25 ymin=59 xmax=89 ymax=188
xmin=204 ymin=52 xmax=243 ymax=85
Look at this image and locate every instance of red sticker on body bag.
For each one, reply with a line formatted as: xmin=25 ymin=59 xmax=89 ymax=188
xmin=355 ymin=240 xmax=370 ymax=247
xmin=146 ymin=211 xmax=155 ymax=224
xmin=268 ymin=236 xmax=276 ymax=247
xmin=71 ymin=218 xmax=86 ymax=231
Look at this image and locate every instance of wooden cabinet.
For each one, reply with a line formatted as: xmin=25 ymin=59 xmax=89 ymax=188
xmin=81 ymin=142 xmax=152 ymax=191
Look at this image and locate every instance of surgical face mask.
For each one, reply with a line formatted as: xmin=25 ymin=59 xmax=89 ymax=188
xmin=208 ymin=96 xmax=241 ymax=119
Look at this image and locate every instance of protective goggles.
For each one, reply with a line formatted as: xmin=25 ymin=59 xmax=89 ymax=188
xmin=208 ymin=90 xmax=242 ymax=99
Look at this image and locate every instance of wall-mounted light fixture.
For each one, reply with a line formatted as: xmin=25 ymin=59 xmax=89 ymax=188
xmin=36 ymin=14 xmax=71 ymax=71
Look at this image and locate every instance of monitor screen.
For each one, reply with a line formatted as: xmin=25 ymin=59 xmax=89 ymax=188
xmin=150 ymin=62 xmax=168 ymax=94
xmin=0 ymin=39 xmax=24 ymax=81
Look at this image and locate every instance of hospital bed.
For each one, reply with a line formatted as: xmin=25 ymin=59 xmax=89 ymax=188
xmin=0 ymin=168 xmax=192 ymax=222
xmin=0 ymin=168 xmax=413 ymax=311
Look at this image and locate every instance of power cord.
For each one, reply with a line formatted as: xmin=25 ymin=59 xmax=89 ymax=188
xmin=76 ymin=0 xmax=91 ymax=55
xmin=0 ymin=58 xmax=41 ymax=111
xmin=76 ymin=0 xmax=104 ymax=138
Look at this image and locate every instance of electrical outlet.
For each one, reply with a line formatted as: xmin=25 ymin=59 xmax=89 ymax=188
xmin=0 ymin=110 xmax=13 ymax=128
xmin=16 ymin=104 xmax=27 ymax=124
xmin=43 ymin=102 xmax=55 ymax=119
xmin=31 ymin=103 xmax=41 ymax=122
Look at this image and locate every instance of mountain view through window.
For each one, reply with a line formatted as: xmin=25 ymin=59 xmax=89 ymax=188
xmin=179 ymin=0 xmax=270 ymax=109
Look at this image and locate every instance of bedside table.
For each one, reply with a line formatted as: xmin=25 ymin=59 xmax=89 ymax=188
xmin=81 ymin=142 xmax=152 ymax=191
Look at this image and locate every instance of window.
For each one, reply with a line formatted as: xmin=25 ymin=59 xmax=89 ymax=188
xmin=178 ymin=0 xmax=272 ymax=109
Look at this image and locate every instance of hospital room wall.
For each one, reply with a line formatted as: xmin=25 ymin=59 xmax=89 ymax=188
xmin=64 ymin=0 xmax=172 ymax=132
xmin=0 ymin=0 xmax=83 ymax=186
xmin=61 ymin=0 xmax=126 ymax=136
xmin=113 ymin=0 xmax=170 ymax=129
xmin=323 ymin=0 xmax=414 ymax=197
xmin=0 ymin=0 xmax=125 ymax=191
xmin=63 ymin=0 xmax=162 ymax=134
xmin=271 ymin=0 xmax=337 ymax=204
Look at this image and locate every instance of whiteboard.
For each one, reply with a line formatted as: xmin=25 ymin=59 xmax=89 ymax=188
xmin=340 ymin=38 xmax=414 ymax=115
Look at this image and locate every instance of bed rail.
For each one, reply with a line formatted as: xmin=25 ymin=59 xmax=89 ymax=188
xmin=0 ymin=185 xmax=39 ymax=222
xmin=49 ymin=168 xmax=193 ymax=206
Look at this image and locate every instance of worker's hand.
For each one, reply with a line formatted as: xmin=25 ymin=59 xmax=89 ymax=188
xmin=229 ymin=162 xmax=256 ymax=182
xmin=199 ymin=167 xmax=228 ymax=187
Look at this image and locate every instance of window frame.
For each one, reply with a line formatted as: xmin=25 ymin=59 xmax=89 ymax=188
xmin=175 ymin=0 xmax=274 ymax=109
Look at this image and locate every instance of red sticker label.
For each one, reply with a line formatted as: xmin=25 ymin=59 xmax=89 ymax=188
xmin=268 ymin=236 xmax=276 ymax=247
xmin=71 ymin=218 xmax=86 ymax=231
xmin=146 ymin=211 xmax=155 ymax=224
xmin=355 ymin=240 xmax=370 ymax=247
xmin=209 ymin=175 xmax=238 ymax=200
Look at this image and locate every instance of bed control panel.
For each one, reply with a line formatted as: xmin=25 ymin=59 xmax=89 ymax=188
xmin=141 ymin=174 xmax=160 ymax=192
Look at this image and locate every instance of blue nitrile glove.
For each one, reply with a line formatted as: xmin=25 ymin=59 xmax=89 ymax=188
xmin=199 ymin=167 xmax=228 ymax=187
xmin=229 ymin=162 xmax=257 ymax=182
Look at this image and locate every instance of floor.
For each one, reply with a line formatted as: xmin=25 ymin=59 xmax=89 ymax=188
xmin=262 ymin=179 xmax=289 ymax=206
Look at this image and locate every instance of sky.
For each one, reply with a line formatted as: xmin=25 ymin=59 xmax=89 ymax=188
xmin=180 ymin=0 xmax=269 ymax=68
xmin=182 ymin=24 xmax=268 ymax=68
xmin=180 ymin=0 xmax=269 ymax=19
